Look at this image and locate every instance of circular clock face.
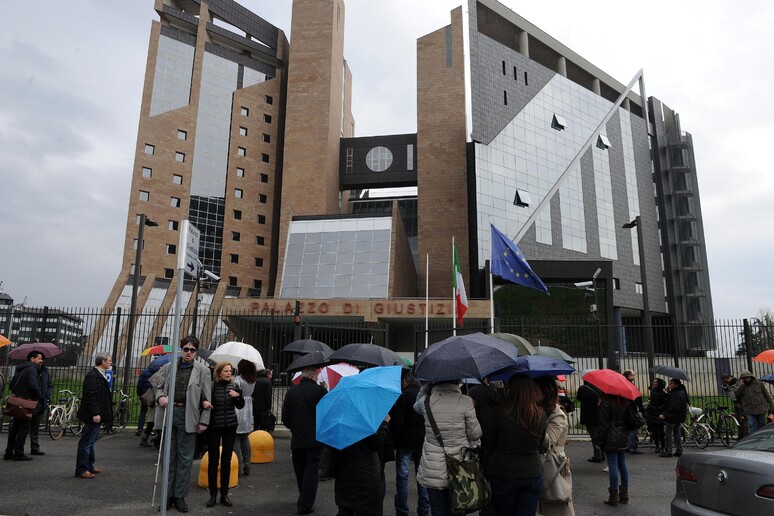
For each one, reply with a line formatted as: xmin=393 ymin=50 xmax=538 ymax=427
xmin=365 ymin=146 xmax=393 ymax=172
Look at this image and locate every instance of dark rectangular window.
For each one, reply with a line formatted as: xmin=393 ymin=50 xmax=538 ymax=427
xmin=166 ymin=244 xmax=176 ymax=254
xmin=232 ymin=231 xmax=241 ymax=242
xmin=230 ymin=254 xmax=239 ymax=264
xmin=260 ymin=173 xmax=268 ymax=183
xmin=259 ymin=194 xmax=267 ymax=204
xmin=501 ymin=60 xmax=506 ymax=75
xmin=513 ymin=66 xmax=517 ymax=80
xmin=228 ymin=276 xmax=238 ymax=287
xmin=504 ymin=90 xmax=508 ymax=105
xmin=258 ymin=215 xmax=266 ymax=224
xmin=255 ymin=257 xmax=264 ymax=267
xmin=256 ymin=236 xmax=265 ymax=246
xmin=164 ymin=268 xmax=175 ymax=279
xmin=253 ymin=279 xmax=262 ymax=290
xmin=264 ymin=114 xmax=272 ymax=124
xmin=261 ymin=153 xmax=270 ymax=163
xmin=524 ymin=71 xmax=528 ymax=86
xmin=265 ymin=95 xmax=273 ymax=105
xmin=234 ymin=209 xmax=242 ymax=220
xmin=262 ymin=133 xmax=271 ymax=143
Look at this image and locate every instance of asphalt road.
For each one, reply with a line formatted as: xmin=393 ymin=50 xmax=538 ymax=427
xmin=0 ymin=428 xmax=693 ymax=515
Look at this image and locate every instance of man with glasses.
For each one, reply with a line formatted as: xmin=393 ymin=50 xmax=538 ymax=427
xmin=156 ymin=336 xmax=212 ymax=513
xmin=75 ymin=353 xmax=113 ymax=478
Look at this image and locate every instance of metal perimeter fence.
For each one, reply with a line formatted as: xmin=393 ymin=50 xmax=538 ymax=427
xmin=1 ymin=306 xmax=772 ymax=439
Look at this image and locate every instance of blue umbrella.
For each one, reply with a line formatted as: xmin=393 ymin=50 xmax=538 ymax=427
xmin=761 ymin=374 xmax=774 ymax=385
xmin=413 ymin=333 xmax=520 ymax=382
xmin=315 ymin=366 xmax=402 ymax=450
xmin=489 ymin=355 xmax=576 ymax=381
xmin=148 ymin=354 xmax=172 ymax=369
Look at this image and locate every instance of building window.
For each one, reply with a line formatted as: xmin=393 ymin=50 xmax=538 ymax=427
xmin=261 ymin=153 xmax=270 ymax=163
xmin=172 ymin=174 xmax=183 ymax=185
xmin=133 ymin=238 xmax=139 ymax=250
xmin=171 ymin=197 xmax=181 ymax=207
xmin=230 ymin=254 xmax=239 ymax=264
xmin=513 ymin=66 xmax=518 ymax=80
xmin=168 ymin=220 xmax=179 ymax=231
xmin=145 ymin=144 xmax=155 ymax=155
xmin=139 ymin=190 xmax=150 ymax=202
xmin=232 ymin=231 xmax=241 ymax=242
xmin=258 ymin=214 xmax=266 ymax=224
xmin=260 ymin=173 xmax=268 ymax=183
xmin=551 ymin=114 xmax=567 ymax=131
xmin=255 ymin=257 xmax=264 ymax=267
xmin=166 ymin=244 xmax=176 ymax=254
xmin=164 ymin=268 xmax=174 ymax=279
xmin=234 ymin=209 xmax=242 ymax=220
xmin=259 ymin=194 xmax=267 ymax=204
xmin=524 ymin=71 xmax=529 ymax=85
xmin=237 ymin=147 xmax=246 ymax=157
xmin=264 ymin=114 xmax=272 ymax=124
xmin=501 ymin=60 xmax=506 ymax=75
xmin=503 ymin=90 xmax=508 ymax=105
xmin=262 ymin=133 xmax=271 ymax=143
xmin=177 ymin=130 xmax=187 ymax=140
xmin=239 ymin=126 xmax=248 ymax=137
xmin=236 ymin=167 xmax=245 ymax=177
xmin=175 ymin=151 xmax=185 ymax=162
xmin=597 ymin=134 xmax=611 ymax=150
xmin=514 ymin=189 xmax=532 ymax=207
xmin=142 ymin=167 xmax=152 ymax=178
xmin=253 ymin=279 xmax=262 ymax=290
xmin=241 ymin=106 xmax=249 ymax=117
xmin=635 ymin=282 xmax=643 ymax=294
xmin=235 ymin=188 xmax=243 ymax=199
xmin=265 ymin=95 xmax=273 ymax=105
xmin=228 ymin=276 xmax=238 ymax=287
xmin=256 ymin=236 xmax=265 ymax=245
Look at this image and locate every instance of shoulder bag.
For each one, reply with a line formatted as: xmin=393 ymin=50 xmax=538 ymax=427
xmin=424 ymin=396 xmax=491 ymax=515
xmin=540 ymin=442 xmax=573 ymax=503
xmin=2 ymin=372 xmax=38 ymax=420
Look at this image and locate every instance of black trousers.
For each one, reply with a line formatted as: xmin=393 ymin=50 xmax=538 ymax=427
xmin=205 ymin=426 xmax=237 ymax=495
xmin=5 ymin=417 xmax=31 ymax=457
xmin=292 ymin=446 xmax=323 ymax=513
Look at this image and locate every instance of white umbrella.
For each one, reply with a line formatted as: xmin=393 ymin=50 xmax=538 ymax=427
xmin=209 ymin=341 xmax=265 ymax=370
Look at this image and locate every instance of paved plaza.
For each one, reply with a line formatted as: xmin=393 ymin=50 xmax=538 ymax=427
xmin=0 ymin=428 xmax=686 ymax=515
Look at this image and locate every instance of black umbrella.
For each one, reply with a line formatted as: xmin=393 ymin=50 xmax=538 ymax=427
xmin=328 ymin=343 xmax=404 ymax=368
xmin=286 ymin=350 xmax=332 ymax=373
xmin=650 ymin=364 xmax=690 ymax=382
xmin=413 ymin=333 xmax=520 ymax=382
xmin=282 ymin=339 xmax=334 ymax=355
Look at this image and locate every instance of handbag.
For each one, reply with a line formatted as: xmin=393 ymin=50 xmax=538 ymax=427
xmin=540 ymin=444 xmax=572 ymax=503
xmin=625 ymin=402 xmax=646 ymax=430
xmin=424 ymin=396 xmax=491 ymax=515
xmin=3 ymin=396 xmax=38 ymax=420
xmin=140 ymin=388 xmax=156 ymax=408
xmin=260 ymin=412 xmax=276 ymax=432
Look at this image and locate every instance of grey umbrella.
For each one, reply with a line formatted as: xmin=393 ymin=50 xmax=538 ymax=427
xmin=286 ymin=350 xmax=332 ymax=373
xmin=413 ymin=333 xmax=520 ymax=382
xmin=282 ymin=339 xmax=334 ymax=355
xmin=328 ymin=343 xmax=404 ymax=368
xmin=534 ymin=345 xmax=575 ymax=364
xmin=490 ymin=333 xmax=537 ymax=356
xmin=650 ymin=364 xmax=690 ymax=382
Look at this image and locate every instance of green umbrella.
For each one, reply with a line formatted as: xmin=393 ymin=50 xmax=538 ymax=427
xmin=490 ymin=333 xmax=536 ymax=356
xmin=401 ymin=356 xmax=413 ymax=367
xmin=534 ymin=345 xmax=575 ymax=364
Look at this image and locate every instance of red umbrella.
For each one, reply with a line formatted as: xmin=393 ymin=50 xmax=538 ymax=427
xmin=753 ymin=349 xmax=774 ymax=364
xmin=291 ymin=362 xmax=360 ymax=391
xmin=582 ymin=369 xmax=641 ymax=400
xmin=7 ymin=342 xmax=62 ymax=360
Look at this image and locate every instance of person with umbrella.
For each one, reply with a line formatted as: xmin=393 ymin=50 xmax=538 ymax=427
xmin=622 ymin=370 xmax=644 ymax=455
xmin=233 ymin=359 xmax=257 ymax=475
xmin=576 ymin=380 xmax=605 ymax=464
xmin=253 ymin=368 xmax=274 ymax=431
xmin=282 ymin=366 xmax=328 ymax=515
xmin=645 ymin=378 xmax=668 ymax=454
xmin=4 ymin=351 xmax=43 ymax=461
xmin=594 ymin=390 xmax=633 ymax=507
xmin=658 ymin=378 xmax=689 ymax=458
xmin=734 ymin=370 xmax=774 ymax=434
xmin=29 ymin=352 xmax=52 ymax=457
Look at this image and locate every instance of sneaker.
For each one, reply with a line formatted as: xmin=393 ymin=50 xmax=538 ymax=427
xmin=602 ymin=466 xmax=609 ymax=472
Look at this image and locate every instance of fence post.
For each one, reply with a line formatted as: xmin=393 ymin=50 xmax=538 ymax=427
xmin=742 ymin=319 xmax=753 ymax=372
xmin=670 ymin=316 xmax=680 ymax=368
xmin=110 ymin=308 xmax=122 ymax=395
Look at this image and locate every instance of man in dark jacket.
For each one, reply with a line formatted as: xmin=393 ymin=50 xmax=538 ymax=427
xmin=467 ymin=375 xmax=502 ymax=515
xmin=721 ymin=373 xmax=747 ymax=438
xmin=75 ymin=353 xmax=114 ymax=478
xmin=29 ymin=353 xmax=53 ymax=456
xmin=623 ymin=370 xmax=644 ymax=454
xmin=659 ymin=378 xmax=688 ymax=457
xmin=4 ymin=351 xmax=43 ymax=461
xmin=577 ymin=380 xmax=605 ymax=462
xmin=253 ymin=368 xmax=274 ymax=431
xmin=282 ymin=367 xmax=328 ymax=515
xmin=390 ymin=370 xmax=429 ymax=516
xmin=734 ymin=370 xmax=774 ymax=434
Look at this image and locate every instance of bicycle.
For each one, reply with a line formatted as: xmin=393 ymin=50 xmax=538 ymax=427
xmin=48 ymin=389 xmax=83 ymax=440
xmin=697 ymin=400 xmax=739 ymax=446
xmin=680 ymin=405 xmax=710 ymax=449
xmin=101 ymin=389 xmax=131 ymax=436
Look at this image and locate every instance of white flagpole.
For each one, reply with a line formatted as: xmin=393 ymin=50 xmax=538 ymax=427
xmin=425 ymin=253 xmax=429 ymax=349
xmin=452 ymin=237 xmax=457 ymax=337
xmin=489 ymin=264 xmax=495 ymax=333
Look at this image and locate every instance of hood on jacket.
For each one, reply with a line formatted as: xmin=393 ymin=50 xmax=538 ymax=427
xmin=740 ymin=370 xmax=755 ymax=379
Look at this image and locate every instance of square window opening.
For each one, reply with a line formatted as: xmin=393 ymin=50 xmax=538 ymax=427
xmin=234 ymin=209 xmax=242 ymax=220
xmin=177 ymin=130 xmax=187 ymax=140
xmin=172 ymin=174 xmax=183 ymax=185
xmin=237 ymin=147 xmax=246 ymax=157
xmin=551 ymin=114 xmax=567 ymax=131
xmin=239 ymin=126 xmax=248 ymax=137
xmin=262 ymin=133 xmax=271 ymax=143
xmin=261 ymin=153 xmax=269 ymax=163
xmin=168 ymin=220 xmax=179 ymax=231
xmin=264 ymin=114 xmax=272 ymax=124
xmin=260 ymin=173 xmax=268 ymax=183
xmin=145 ymin=144 xmax=155 ymax=155
xmin=265 ymin=95 xmax=273 ymax=105
xmin=241 ymin=106 xmax=249 ymax=117
xmin=514 ymin=189 xmax=532 ymax=207
xmin=230 ymin=254 xmax=239 ymax=264
xmin=139 ymin=190 xmax=150 ymax=202
xmin=142 ymin=167 xmax=152 ymax=178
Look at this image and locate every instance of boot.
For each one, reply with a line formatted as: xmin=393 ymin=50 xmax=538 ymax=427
xmin=220 ymin=492 xmax=232 ymax=507
xmin=206 ymin=492 xmax=218 ymax=507
xmin=619 ymin=485 xmax=629 ymax=504
xmin=604 ymin=487 xmax=619 ymax=506
xmin=139 ymin=434 xmax=151 ymax=447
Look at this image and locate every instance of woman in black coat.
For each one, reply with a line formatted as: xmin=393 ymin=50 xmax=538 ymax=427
xmin=594 ymin=394 xmax=630 ymax=506
xmin=205 ymin=362 xmax=244 ymax=508
xmin=645 ymin=378 xmax=668 ymax=453
xmin=334 ymin=418 xmax=390 ymax=516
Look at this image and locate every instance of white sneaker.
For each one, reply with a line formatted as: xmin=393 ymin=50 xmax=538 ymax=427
xmin=603 ymin=466 xmax=609 ymax=472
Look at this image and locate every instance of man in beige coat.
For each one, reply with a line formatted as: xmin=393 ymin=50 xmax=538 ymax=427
xmin=155 ymin=336 xmax=212 ymax=512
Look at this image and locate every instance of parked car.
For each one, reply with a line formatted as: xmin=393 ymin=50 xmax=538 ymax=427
xmin=671 ymin=424 xmax=774 ymax=515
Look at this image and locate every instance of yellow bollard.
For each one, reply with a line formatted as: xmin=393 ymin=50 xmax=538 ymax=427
xmin=198 ymin=448 xmax=239 ymax=488
xmin=249 ymin=430 xmax=275 ymax=463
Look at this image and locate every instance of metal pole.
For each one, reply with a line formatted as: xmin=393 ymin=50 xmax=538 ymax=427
xmin=191 ymin=274 xmax=200 ymax=338
xmin=634 ymin=216 xmax=655 ymax=373
xmin=124 ymin=213 xmax=147 ymax=391
xmin=110 ymin=308 xmax=122 ymax=396
xmin=592 ymin=275 xmax=604 ymax=370
xmin=742 ymin=319 xmax=753 ymax=372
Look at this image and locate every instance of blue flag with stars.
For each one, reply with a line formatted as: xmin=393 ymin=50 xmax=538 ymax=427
xmin=490 ymin=224 xmax=549 ymax=295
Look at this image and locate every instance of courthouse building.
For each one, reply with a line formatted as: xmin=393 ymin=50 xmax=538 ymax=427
xmin=87 ymin=0 xmax=714 ymax=365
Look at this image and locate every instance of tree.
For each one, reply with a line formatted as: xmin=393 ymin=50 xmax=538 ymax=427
xmin=737 ymin=308 xmax=774 ymax=357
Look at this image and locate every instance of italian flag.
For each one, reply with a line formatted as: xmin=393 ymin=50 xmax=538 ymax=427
xmin=453 ymin=242 xmax=468 ymax=327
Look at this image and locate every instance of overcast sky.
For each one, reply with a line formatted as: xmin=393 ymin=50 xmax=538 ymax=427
xmin=0 ymin=0 xmax=771 ymax=320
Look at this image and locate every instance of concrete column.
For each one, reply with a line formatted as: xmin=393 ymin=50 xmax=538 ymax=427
xmin=592 ymin=78 xmax=601 ymax=95
xmin=518 ymin=31 xmax=529 ymax=58
xmin=557 ymin=56 xmax=567 ymax=77
xmin=622 ymin=98 xmax=631 ymax=111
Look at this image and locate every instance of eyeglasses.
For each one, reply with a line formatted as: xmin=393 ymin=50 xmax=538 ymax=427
xmin=182 ymin=347 xmax=197 ymax=353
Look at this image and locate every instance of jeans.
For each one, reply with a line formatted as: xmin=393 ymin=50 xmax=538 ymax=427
xmin=426 ymin=488 xmax=450 ymax=516
xmin=234 ymin=432 xmax=252 ymax=471
xmin=663 ymin=422 xmax=682 ymax=455
xmin=491 ymin=475 xmax=543 ymax=516
xmin=605 ymin=450 xmax=629 ymax=490
xmin=394 ymin=447 xmax=429 ymax=516
xmin=747 ymin=414 xmax=766 ymax=433
xmin=292 ymin=446 xmax=323 ymax=513
xmin=206 ymin=426 xmax=237 ymax=495
xmin=628 ymin=429 xmax=639 ymax=450
xmin=75 ymin=422 xmax=101 ymax=474
xmin=137 ymin=400 xmax=149 ymax=431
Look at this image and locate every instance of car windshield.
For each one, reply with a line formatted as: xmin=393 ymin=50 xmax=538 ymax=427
xmin=733 ymin=426 xmax=774 ymax=452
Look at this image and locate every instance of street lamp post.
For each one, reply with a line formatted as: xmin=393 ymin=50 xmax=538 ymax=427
xmin=592 ymin=268 xmax=604 ymax=370
xmin=623 ymin=215 xmax=655 ymax=373
xmin=123 ymin=213 xmax=158 ymax=391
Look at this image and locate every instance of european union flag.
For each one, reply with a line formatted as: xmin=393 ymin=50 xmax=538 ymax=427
xmin=490 ymin=224 xmax=549 ymax=295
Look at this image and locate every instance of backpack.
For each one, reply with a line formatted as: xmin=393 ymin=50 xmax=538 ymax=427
xmin=625 ymin=401 xmax=646 ymax=430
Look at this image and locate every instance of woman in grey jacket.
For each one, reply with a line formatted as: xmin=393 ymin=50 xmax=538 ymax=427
xmin=415 ymin=381 xmax=482 ymax=516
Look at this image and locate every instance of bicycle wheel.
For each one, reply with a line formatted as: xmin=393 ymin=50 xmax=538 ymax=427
xmin=638 ymin=424 xmax=651 ymax=445
xmin=692 ymin=423 xmax=710 ymax=449
xmin=70 ymin=402 xmax=84 ymax=435
xmin=49 ymin=408 xmax=65 ymax=440
xmin=117 ymin=401 xmax=131 ymax=430
xmin=718 ymin=416 xmax=737 ymax=446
